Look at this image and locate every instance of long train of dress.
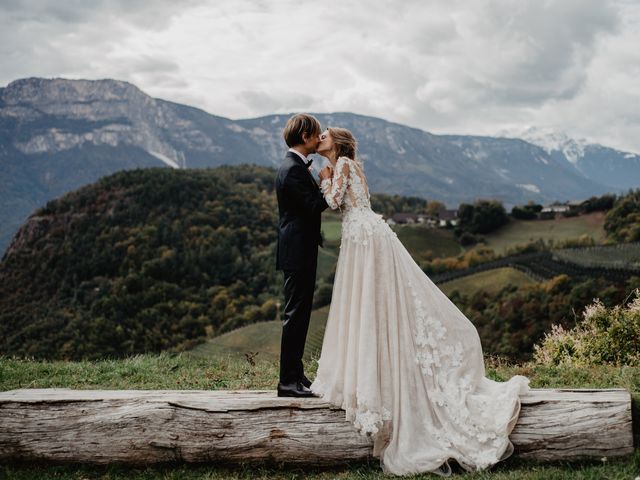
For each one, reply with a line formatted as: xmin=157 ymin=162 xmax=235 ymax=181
xmin=311 ymin=155 xmax=530 ymax=476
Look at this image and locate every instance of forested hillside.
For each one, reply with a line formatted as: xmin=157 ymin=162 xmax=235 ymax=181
xmin=0 ymin=166 xmax=282 ymax=360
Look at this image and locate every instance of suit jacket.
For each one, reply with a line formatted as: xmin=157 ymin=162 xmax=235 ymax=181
xmin=275 ymin=151 xmax=329 ymax=271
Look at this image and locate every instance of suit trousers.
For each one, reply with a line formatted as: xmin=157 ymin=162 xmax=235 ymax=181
xmin=279 ymin=266 xmax=316 ymax=384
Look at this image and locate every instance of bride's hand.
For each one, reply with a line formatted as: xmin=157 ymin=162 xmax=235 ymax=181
xmin=319 ymin=165 xmax=333 ymax=181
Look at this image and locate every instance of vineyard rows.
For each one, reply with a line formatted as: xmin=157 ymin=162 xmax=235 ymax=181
xmin=432 ymin=245 xmax=640 ymax=286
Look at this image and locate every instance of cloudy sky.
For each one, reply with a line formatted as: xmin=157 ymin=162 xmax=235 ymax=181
xmin=1 ymin=0 xmax=639 ymax=152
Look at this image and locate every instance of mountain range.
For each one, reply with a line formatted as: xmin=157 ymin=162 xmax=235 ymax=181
xmin=1 ymin=77 xmax=639 ymax=255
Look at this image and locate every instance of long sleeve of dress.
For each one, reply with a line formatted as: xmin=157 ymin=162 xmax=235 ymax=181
xmin=320 ymin=157 xmax=350 ymax=210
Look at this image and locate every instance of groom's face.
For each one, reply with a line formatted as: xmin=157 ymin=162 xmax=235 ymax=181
xmin=302 ymin=130 xmax=321 ymax=154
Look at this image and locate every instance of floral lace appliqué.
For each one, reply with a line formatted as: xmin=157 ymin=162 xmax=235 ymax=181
xmin=353 ymin=403 xmax=392 ymax=436
xmin=407 ymin=280 xmax=527 ymax=466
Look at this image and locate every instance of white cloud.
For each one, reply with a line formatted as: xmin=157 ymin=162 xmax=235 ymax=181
xmin=0 ymin=0 xmax=638 ymax=152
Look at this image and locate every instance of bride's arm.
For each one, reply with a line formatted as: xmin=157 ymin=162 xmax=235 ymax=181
xmin=320 ymin=157 xmax=350 ymax=210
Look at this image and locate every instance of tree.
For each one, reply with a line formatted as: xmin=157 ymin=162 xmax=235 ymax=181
xmin=457 ymin=200 xmax=508 ymax=236
xmin=427 ymin=201 xmax=445 ymax=217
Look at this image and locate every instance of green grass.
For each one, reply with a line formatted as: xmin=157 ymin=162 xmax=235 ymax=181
xmin=439 ymin=267 xmax=537 ymax=297
xmin=394 ymin=224 xmax=463 ymax=260
xmin=0 ymin=351 xmax=280 ymax=391
xmin=321 ymin=219 xmax=342 ymax=242
xmin=316 ymin=241 xmax=339 ymax=280
xmin=2 ymin=352 xmax=637 ymax=399
xmin=187 ymin=306 xmax=330 ymax=363
xmin=317 ymin=213 xmax=342 ymax=281
xmin=1 ymin=353 xmax=638 ymax=479
xmin=477 ymin=212 xmax=607 ymax=255
xmin=321 ymin=210 xmax=343 ymax=243
xmin=2 ymin=458 xmax=639 ymax=480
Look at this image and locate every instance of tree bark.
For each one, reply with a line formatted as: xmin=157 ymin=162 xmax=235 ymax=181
xmin=0 ymin=388 xmax=633 ymax=466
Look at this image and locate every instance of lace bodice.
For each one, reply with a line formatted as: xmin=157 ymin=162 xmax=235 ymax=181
xmin=320 ymin=156 xmax=397 ymax=246
xmin=320 ymin=156 xmax=371 ymax=212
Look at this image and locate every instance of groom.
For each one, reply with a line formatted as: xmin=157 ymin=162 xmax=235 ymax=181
xmin=275 ymin=113 xmax=332 ymax=398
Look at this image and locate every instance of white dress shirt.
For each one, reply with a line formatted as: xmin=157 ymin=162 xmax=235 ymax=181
xmin=288 ymin=147 xmax=309 ymax=164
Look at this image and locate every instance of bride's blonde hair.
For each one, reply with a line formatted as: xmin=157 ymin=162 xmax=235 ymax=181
xmin=327 ymin=127 xmax=357 ymax=160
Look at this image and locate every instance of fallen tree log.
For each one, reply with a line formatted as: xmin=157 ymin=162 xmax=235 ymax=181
xmin=0 ymin=388 xmax=633 ymax=466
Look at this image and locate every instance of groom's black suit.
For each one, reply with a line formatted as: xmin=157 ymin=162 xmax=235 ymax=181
xmin=275 ymin=150 xmax=329 ymax=384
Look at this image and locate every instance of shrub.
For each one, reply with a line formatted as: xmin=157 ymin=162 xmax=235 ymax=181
xmin=511 ymin=205 xmax=538 ymax=220
xmin=458 ymin=231 xmax=478 ymax=246
xmin=604 ymin=189 xmax=640 ymax=242
xmin=533 ymin=288 xmax=640 ymax=366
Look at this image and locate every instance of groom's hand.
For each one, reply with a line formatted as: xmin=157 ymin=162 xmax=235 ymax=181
xmin=319 ymin=165 xmax=333 ymax=181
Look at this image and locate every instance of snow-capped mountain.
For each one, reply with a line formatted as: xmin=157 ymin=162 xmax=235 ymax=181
xmin=500 ymin=127 xmax=640 ymax=191
xmin=516 ymin=127 xmax=588 ymax=165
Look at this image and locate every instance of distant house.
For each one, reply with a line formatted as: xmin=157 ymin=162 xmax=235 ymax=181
xmin=438 ymin=209 xmax=459 ymax=227
xmin=540 ymin=202 xmax=570 ymax=219
xmin=392 ymin=213 xmax=419 ymax=224
xmin=390 ymin=210 xmax=457 ymax=228
xmin=425 ymin=217 xmax=438 ymax=228
xmin=567 ymin=200 xmax=585 ymax=209
xmin=541 ymin=203 xmax=570 ymax=213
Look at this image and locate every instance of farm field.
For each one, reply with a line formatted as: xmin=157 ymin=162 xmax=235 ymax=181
xmin=394 ymin=224 xmax=463 ymax=260
xmin=324 ymin=211 xmax=607 ymax=265
xmin=553 ymin=242 xmax=640 ymax=270
xmin=477 ymin=211 xmax=606 ymax=254
xmin=438 ymin=267 xmax=536 ymax=297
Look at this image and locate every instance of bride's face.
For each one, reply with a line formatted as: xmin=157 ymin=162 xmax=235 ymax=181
xmin=317 ymin=129 xmax=334 ymax=156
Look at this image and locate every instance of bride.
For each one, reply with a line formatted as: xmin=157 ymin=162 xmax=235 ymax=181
xmin=310 ymin=127 xmax=530 ymax=476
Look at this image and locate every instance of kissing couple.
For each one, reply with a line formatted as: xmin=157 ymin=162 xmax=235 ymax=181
xmin=274 ymin=113 xmax=530 ymax=476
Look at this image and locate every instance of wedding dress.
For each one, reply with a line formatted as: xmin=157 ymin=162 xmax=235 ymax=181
xmin=310 ymin=155 xmax=530 ymax=476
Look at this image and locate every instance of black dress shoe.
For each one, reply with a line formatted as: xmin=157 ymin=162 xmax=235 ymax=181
xmin=300 ymin=375 xmax=312 ymax=388
xmin=277 ymin=381 xmax=318 ymax=397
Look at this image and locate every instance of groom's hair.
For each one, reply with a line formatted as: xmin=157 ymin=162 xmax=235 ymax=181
xmin=283 ymin=114 xmax=321 ymax=147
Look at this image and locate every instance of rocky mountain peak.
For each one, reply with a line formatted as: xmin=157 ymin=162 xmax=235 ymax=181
xmin=1 ymin=77 xmax=148 ymax=108
xmin=0 ymin=77 xmax=188 ymax=166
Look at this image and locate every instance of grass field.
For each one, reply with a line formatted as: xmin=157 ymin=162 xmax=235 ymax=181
xmin=316 ymin=243 xmax=338 ymax=279
xmin=188 ymin=306 xmax=330 ymax=363
xmin=321 ymin=219 xmax=342 ymax=242
xmin=439 ymin=267 xmax=536 ymax=297
xmin=394 ymin=224 xmax=463 ymax=260
xmin=477 ymin=212 xmax=607 ymax=254
xmin=1 ymin=352 xmax=638 ymax=479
